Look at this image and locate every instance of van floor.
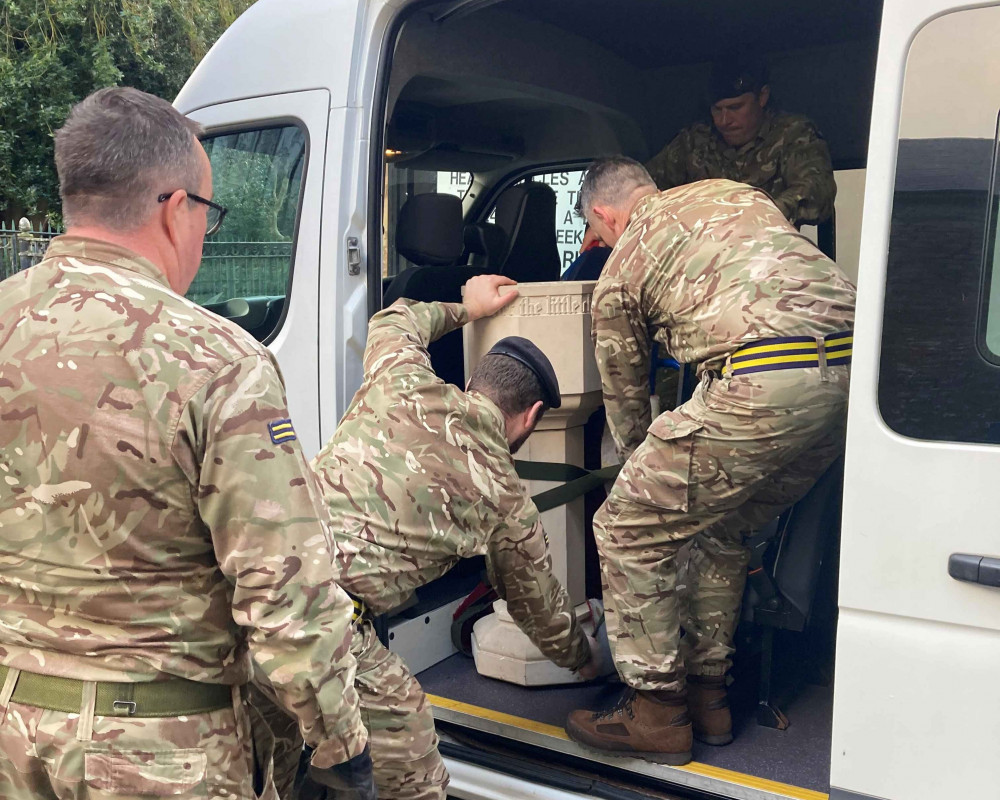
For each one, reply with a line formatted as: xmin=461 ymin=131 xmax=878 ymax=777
xmin=419 ymin=651 xmax=833 ymax=794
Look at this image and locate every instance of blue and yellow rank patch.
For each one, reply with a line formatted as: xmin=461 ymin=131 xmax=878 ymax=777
xmin=268 ymin=419 xmax=297 ymax=445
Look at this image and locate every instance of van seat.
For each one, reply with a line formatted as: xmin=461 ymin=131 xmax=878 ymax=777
xmin=493 ymin=182 xmax=561 ymax=282
xmin=743 ymin=456 xmax=844 ymax=729
xmin=385 ymin=193 xmax=485 ymax=386
xmin=463 ymin=222 xmax=507 ymax=271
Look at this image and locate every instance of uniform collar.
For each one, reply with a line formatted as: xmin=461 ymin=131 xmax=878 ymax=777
xmin=43 ymin=235 xmax=172 ymax=289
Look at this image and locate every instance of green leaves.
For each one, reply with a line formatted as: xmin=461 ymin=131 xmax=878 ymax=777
xmin=0 ymin=0 xmax=257 ymax=224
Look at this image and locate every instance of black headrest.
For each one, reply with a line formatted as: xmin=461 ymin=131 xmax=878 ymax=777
xmin=396 ymin=193 xmax=464 ymax=266
xmin=493 ymin=183 xmax=560 ymax=282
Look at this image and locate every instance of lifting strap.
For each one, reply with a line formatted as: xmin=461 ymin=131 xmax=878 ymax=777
xmin=514 ymin=460 xmax=622 ymax=513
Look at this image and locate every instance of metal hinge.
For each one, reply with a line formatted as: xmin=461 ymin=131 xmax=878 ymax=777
xmin=347 ymin=237 xmax=362 ymax=276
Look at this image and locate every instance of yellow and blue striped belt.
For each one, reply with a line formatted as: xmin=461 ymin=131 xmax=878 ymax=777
xmin=724 ymin=331 xmax=852 ymax=377
xmin=350 ymin=596 xmax=368 ymax=624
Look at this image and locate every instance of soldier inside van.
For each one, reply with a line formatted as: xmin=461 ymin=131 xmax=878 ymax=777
xmin=257 ymin=274 xmax=602 ymax=800
xmin=646 ymin=53 xmax=836 ymax=228
xmin=564 ymin=158 xmax=854 ymax=764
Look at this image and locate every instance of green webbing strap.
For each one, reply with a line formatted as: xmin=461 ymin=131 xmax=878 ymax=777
xmin=513 ymin=460 xmax=589 ymax=483
xmin=515 ymin=460 xmax=622 ymax=513
xmin=0 ymin=664 xmax=231 ymax=717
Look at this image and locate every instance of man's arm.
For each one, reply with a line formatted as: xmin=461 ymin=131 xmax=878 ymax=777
xmin=592 ymin=272 xmax=652 ymax=462
xmin=646 ymin=130 xmax=693 ymax=191
xmin=485 ymin=489 xmax=590 ymax=672
xmin=363 ymin=275 xmax=520 ymax=378
xmin=181 ymin=353 xmax=366 ymax=769
xmin=772 ymin=119 xmax=837 ymax=226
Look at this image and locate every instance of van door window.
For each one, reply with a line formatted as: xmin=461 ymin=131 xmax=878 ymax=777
xmin=878 ymin=7 xmax=1000 ymax=444
xmin=190 ymin=125 xmax=306 ymax=342
xmin=978 ymin=124 xmax=1000 ymax=361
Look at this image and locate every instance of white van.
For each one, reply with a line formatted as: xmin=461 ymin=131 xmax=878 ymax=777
xmin=174 ymin=2 xmax=1000 ymax=798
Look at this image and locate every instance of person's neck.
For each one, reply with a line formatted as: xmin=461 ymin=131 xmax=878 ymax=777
xmin=65 ymin=224 xmax=171 ymax=281
xmin=623 ymin=185 xmax=657 ymax=220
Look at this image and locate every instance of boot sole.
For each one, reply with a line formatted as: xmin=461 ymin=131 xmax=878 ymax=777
xmin=565 ymin=727 xmax=692 ymax=766
xmin=694 ymin=731 xmax=733 ymax=746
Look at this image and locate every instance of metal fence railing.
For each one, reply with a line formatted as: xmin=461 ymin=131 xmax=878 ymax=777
xmin=1 ymin=222 xmax=60 ymax=281
xmin=1 ymin=223 xmax=292 ymax=304
xmin=187 ymin=239 xmax=293 ymax=305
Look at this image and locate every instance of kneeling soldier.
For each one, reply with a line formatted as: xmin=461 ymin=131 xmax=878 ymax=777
xmin=263 ymin=274 xmax=599 ymax=800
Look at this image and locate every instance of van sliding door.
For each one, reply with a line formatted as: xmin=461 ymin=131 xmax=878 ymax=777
xmin=834 ymin=4 xmax=1000 ymax=799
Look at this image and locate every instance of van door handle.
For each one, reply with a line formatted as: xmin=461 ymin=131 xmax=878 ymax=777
xmin=948 ymin=553 xmax=1000 ymax=587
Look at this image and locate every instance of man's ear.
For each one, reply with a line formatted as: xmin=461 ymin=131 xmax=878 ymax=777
xmin=525 ymin=399 xmax=545 ymax=431
xmin=161 ymin=189 xmax=187 ymax=249
xmin=758 ymin=85 xmax=770 ymax=109
xmin=592 ymin=205 xmax=615 ymax=230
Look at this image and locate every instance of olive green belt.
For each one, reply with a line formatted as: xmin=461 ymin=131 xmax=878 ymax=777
xmin=0 ymin=664 xmax=232 ymax=717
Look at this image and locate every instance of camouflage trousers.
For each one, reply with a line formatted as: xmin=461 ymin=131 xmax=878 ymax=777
xmin=596 ymin=365 xmax=849 ymax=693
xmin=0 ymin=671 xmax=277 ymax=800
xmin=258 ymin=618 xmax=447 ymax=800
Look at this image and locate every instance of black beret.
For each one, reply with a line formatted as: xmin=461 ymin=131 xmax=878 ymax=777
xmin=486 ymin=336 xmax=562 ymax=409
xmin=710 ymin=55 xmax=769 ymax=103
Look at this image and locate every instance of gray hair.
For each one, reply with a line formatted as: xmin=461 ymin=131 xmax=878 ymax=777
xmin=579 ymin=156 xmax=656 ymax=220
xmin=55 ymin=87 xmax=205 ymax=230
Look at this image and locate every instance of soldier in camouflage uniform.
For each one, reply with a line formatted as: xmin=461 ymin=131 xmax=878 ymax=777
xmin=0 ymin=88 xmax=374 ymax=799
xmin=565 ymin=158 xmax=855 ymax=764
xmin=646 ymin=55 xmax=836 ymax=227
xmin=260 ymin=275 xmax=599 ymax=800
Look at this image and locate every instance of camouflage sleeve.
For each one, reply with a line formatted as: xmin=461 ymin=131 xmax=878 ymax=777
xmin=485 ymin=487 xmax=589 ymax=671
xmin=179 ymin=353 xmax=368 ymax=769
xmin=772 ymin=120 xmax=837 ymax=226
xmin=363 ymin=299 xmax=468 ymax=378
xmin=646 ymin=131 xmax=692 ymax=190
xmin=592 ymin=265 xmax=652 ymax=462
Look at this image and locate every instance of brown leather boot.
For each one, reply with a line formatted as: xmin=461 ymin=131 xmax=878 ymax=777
xmin=565 ymin=688 xmax=693 ymax=765
xmin=687 ymin=675 xmax=733 ymax=745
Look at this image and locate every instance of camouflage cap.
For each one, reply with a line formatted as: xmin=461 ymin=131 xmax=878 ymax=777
xmin=710 ymin=55 xmax=769 ymax=102
xmin=486 ymin=336 xmax=562 ymax=409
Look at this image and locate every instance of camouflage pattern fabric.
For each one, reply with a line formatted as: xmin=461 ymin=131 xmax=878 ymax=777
xmin=593 ymin=180 xmax=856 ymax=462
xmin=259 ymin=620 xmax=448 ymax=800
xmin=0 ymin=237 xmax=367 ymax=772
xmin=591 ymin=179 xmax=855 ymax=692
xmin=312 ymin=299 xmax=588 ymax=672
xmin=0 ymin=683 xmax=279 ymax=799
xmin=645 ymin=111 xmax=837 ymax=226
xmin=597 ymin=367 xmax=848 ymax=692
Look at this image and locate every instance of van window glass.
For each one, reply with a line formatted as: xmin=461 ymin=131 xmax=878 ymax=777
xmin=189 ymin=125 xmax=305 ymax=342
xmin=382 ymin=164 xmax=472 ymax=280
xmin=879 ymin=7 xmax=1000 ymax=443
xmin=980 ymin=120 xmax=1000 ymax=359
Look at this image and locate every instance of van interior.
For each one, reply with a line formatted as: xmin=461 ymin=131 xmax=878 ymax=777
xmin=368 ymin=1 xmax=884 ymax=797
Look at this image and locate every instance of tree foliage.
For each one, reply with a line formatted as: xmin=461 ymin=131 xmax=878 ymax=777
xmin=0 ymin=0 xmax=256 ymax=223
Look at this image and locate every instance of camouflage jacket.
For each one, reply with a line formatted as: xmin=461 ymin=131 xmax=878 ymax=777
xmin=311 ymin=300 xmax=589 ymax=671
xmin=0 ymin=237 xmax=366 ymax=766
xmin=593 ymin=180 xmax=856 ymax=460
xmin=645 ymin=110 xmax=837 ymax=226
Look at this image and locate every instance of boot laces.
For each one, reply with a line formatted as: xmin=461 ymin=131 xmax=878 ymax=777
xmin=591 ymin=688 xmax=636 ymax=722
